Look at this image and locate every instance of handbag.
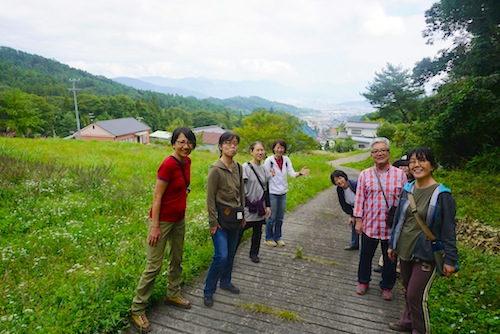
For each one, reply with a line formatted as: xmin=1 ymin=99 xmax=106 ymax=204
xmin=217 ymin=205 xmax=244 ymax=231
xmin=407 ymin=192 xmax=446 ymax=276
xmin=374 ymin=168 xmax=397 ymax=228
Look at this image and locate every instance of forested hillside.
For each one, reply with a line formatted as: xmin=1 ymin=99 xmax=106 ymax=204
xmin=0 ymin=46 xmax=246 ymax=137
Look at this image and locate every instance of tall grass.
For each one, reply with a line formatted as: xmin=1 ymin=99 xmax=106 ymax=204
xmin=0 ymin=138 xmax=339 ymax=333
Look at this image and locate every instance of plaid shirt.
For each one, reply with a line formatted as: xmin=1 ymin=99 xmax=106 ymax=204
xmin=354 ymin=165 xmax=407 ymax=240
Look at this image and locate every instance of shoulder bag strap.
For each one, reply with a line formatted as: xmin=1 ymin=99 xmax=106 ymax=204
xmin=407 ymin=193 xmax=436 ymax=240
xmin=374 ymin=167 xmax=389 ymax=208
xmin=171 ymin=155 xmax=190 ymax=191
xmin=248 ymin=162 xmax=266 ymax=191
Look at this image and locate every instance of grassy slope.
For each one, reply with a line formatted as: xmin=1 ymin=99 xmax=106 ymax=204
xmin=0 ymin=138 xmax=338 ymax=333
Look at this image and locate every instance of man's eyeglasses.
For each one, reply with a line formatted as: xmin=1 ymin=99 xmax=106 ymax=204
xmin=176 ymin=140 xmax=195 ymax=147
xmin=371 ymin=148 xmax=390 ymax=154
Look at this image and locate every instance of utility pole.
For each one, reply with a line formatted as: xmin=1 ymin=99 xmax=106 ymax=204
xmin=68 ymin=78 xmax=81 ymax=139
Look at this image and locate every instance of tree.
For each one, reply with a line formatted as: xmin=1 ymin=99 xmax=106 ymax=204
xmin=417 ymin=0 xmax=500 ymax=80
xmin=234 ymin=110 xmax=317 ymax=153
xmin=362 ymin=64 xmax=424 ymax=123
xmin=0 ymin=89 xmax=44 ymax=136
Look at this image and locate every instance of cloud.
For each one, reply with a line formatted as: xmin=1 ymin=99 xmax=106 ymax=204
xmin=0 ymin=0 xmax=446 ymax=100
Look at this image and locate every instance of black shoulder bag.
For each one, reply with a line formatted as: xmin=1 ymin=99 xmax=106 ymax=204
xmin=374 ymin=167 xmax=397 ymax=228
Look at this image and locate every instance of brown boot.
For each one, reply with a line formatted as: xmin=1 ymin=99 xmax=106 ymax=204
xmin=131 ymin=314 xmax=151 ymax=333
xmin=165 ymin=295 xmax=192 ymax=309
xmin=388 ymin=322 xmax=411 ymax=332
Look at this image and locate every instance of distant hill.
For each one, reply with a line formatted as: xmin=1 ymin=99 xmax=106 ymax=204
xmin=112 ymin=76 xmax=319 ymax=115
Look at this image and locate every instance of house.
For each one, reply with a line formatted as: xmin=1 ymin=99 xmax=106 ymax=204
xmin=192 ymin=125 xmax=226 ymax=151
xmin=345 ymin=121 xmax=381 ymax=149
xmin=150 ymin=130 xmax=172 ymax=143
xmin=76 ymin=117 xmax=151 ymax=144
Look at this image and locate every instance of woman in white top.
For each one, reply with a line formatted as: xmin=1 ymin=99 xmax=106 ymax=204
xmin=264 ymin=139 xmax=309 ymax=246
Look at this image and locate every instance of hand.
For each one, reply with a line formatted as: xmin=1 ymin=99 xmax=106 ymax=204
xmin=242 ymin=218 xmax=247 ymax=229
xmin=148 ymin=226 xmax=161 ymax=246
xmin=210 ymin=225 xmax=219 ymax=236
xmin=271 ymin=168 xmax=276 ymax=177
xmin=443 ymin=263 xmax=456 ymax=277
xmin=347 ymin=217 xmax=355 ymax=226
xmin=300 ymin=167 xmax=310 ymax=176
xmin=355 ymin=218 xmax=363 ymax=235
xmin=265 ymin=207 xmax=271 ymax=219
xmin=387 ymin=248 xmax=395 ymax=262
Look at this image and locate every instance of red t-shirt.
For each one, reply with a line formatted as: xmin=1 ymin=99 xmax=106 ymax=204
xmin=149 ymin=155 xmax=191 ymax=222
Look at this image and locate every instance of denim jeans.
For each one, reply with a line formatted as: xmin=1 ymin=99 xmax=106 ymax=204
xmin=358 ymin=233 xmax=397 ymax=290
xmin=203 ymin=226 xmax=240 ymax=297
xmin=350 ymin=225 xmax=360 ymax=248
xmin=266 ymin=193 xmax=286 ymax=241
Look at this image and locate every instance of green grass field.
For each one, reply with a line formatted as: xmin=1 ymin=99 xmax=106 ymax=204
xmin=0 ymin=138 xmax=498 ymax=333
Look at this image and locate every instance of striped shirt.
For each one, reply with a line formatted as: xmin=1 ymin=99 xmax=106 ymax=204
xmin=354 ymin=165 xmax=407 ymax=240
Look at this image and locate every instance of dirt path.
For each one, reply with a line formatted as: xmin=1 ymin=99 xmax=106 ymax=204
xmin=128 ymin=152 xmax=404 ymax=333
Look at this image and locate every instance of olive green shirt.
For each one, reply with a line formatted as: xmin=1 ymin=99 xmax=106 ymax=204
xmin=396 ymin=183 xmax=439 ymax=261
xmin=206 ymin=159 xmax=245 ymax=227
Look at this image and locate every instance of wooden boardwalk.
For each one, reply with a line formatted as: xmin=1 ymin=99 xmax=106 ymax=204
xmin=128 ymin=153 xmax=404 ymax=333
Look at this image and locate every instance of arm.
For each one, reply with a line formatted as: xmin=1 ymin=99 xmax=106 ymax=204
xmin=438 ymin=193 xmax=458 ymax=276
xmin=206 ymin=166 xmax=220 ymax=232
xmin=353 ymin=172 xmax=365 ymax=234
xmin=149 ymin=178 xmax=168 ymax=246
xmin=337 ymin=186 xmax=354 ymax=216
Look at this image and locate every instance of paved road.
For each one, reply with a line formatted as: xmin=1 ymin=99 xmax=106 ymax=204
xmin=128 ymin=152 xmax=404 ymax=333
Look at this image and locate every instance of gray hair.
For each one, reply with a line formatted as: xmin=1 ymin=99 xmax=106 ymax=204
xmin=370 ymin=137 xmax=390 ymax=149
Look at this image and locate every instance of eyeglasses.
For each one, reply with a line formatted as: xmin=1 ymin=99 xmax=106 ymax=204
xmin=371 ymin=148 xmax=390 ymax=154
xmin=409 ymin=158 xmax=428 ymax=165
xmin=223 ymin=140 xmax=239 ymax=146
xmin=176 ymin=140 xmax=194 ymax=147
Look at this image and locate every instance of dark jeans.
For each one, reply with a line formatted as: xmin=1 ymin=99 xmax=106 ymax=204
xmin=238 ymin=220 xmax=264 ymax=256
xmin=350 ymin=225 xmax=360 ymax=248
xmin=358 ymin=233 xmax=397 ymax=290
xmin=203 ymin=226 xmax=240 ymax=297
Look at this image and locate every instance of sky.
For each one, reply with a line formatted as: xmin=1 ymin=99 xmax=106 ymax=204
xmin=0 ymin=0 xmax=448 ymax=103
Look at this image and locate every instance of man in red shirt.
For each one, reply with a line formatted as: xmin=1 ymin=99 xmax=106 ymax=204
xmin=354 ymin=138 xmax=407 ymax=301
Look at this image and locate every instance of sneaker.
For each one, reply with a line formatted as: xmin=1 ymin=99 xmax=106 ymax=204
xmin=165 ymin=295 xmax=191 ymax=309
xmin=250 ymin=254 xmax=260 ymax=263
xmin=356 ymin=283 xmax=369 ymax=295
xmin=374 ymin=265 xmax=383 ymax=273
xmin=203 ymin=296 xmax=213 ymax=307
xmin=130 ymin=314 xmax=151 ymax=333
xmin=382 ymin=289 xmax=393 ymax=301
xmin=344 ymin=245 xmax=359 ymax=250
xmin=265 ymin=240 xmax=277 ymax=247
xmin=388 ymin=322 xmax=411 ymax=332
xmin=276 ymin=240 xmax=286 ymax=247
xmin=220 ymin=283 xmax=240 ymax=294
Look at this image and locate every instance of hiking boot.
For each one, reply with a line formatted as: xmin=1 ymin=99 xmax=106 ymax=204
xmin=356 ymin=283 xmax=369 ymax=295
xmin=265 ymin=240 xmax=277 ymax=247
xmin=374 ymin=265 xmax=383 ymax=273
xmin=130 ymin=314 xmax=151 ymax=333
xmin=276 ymin=240 xmax=286 ymax=247
xmin=165 ymin=295 xmax=191 ymax=309
xmin=250 ymin=254 xmax=260 ymax=263
xmin=220 ymin=283 xmax=240 ymax=294
xmin=388 ymin=322 xmax=411 ymax=332
xmin=382 ymin=289 xmax=393 ymax=301
xmin=204 ymin=296 xmax=213 ymax=307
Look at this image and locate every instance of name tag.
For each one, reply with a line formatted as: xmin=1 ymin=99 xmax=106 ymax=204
xmin=237 ymin=212 xmax=243 ymax=220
